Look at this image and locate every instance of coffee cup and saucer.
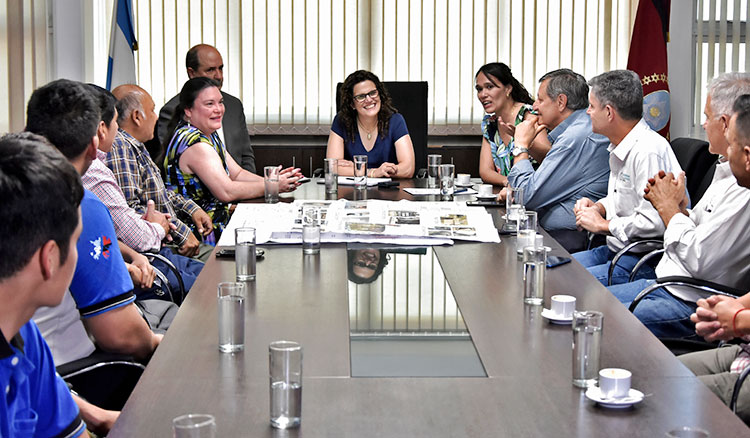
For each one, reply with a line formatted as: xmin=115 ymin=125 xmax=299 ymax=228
xmin=585 ymin=368 xmax=645 ymax=408
xmin=475 ymin=184 xmax=496 ymax=200
xmin=455 ymin=173 xmax=473 ymax=187
xmin=541 ymin=295 xmax=575 ymax=324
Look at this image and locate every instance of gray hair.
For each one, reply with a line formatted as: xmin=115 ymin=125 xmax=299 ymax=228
xmin=588 ymin=70 xmax=643 ymax=121
xmin=115 ymin=89 xmax=145 ymax=125
xmin=708 ymin=72 xmax=750 ymax=116
xmin=539 ymin=69 xmax=589 ymax=110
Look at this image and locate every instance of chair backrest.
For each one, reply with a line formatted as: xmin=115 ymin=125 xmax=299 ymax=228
xmin=336 ymin=81 xmax=429 ymax=170
xmin=670 ymin=137 xmax=717 ymax=205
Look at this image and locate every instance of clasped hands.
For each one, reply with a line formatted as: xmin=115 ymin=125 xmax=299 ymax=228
xmin=691 ymin=295 xmax=747 ymax=342
xmin=574 ymin=197 xmax=608 ymax=234
xmin=337 ymin=159 xmax=398 ymax=178
xmin=643 ymin=170 xmax=688 ymax=220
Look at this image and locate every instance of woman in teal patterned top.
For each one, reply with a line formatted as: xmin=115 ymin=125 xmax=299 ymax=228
xmin=163 ymin=77 xmax=302 ymax=240
xmin=476 ymin=63 xmax=549 ymax=186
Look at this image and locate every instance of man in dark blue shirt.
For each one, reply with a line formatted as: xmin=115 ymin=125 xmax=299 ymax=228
xmin=0 ymin=132 xmax=87 ymax=437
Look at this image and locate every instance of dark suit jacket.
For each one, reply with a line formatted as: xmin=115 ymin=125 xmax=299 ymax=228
xmin=158 ymin=91 xmax=256 ymax=174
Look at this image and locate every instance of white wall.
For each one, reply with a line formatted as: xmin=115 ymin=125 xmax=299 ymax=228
xmin=49 ymin=0 xmax=85 ymax=81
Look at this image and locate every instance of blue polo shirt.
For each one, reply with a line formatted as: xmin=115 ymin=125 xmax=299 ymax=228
xmin=0 ymin=322 xmax=86 ymax=437
xmin=69 ymin=190 xmax=135 ymax=318
xmin=331 ymin=113 xmax=409 ymax=168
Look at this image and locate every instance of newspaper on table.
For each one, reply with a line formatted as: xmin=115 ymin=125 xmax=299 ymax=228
xmin=217 ymin=199 xmax=501 ymax=246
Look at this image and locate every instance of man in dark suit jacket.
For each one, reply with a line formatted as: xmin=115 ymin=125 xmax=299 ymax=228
xmin=157 ymin=44 xmax=256 ymax=174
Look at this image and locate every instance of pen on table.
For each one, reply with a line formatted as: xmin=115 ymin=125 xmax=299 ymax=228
xmin=454 ymin=188 xmax=469 ymax=194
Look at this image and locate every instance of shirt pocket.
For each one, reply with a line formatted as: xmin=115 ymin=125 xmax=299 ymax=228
xmin=613 ymin=172 xmax=638 ymax=213
xmin=13 ymin=408 xmax=38 ymax=436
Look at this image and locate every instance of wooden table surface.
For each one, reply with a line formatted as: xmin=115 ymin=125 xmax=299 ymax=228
xmin=109 ymin=180 xmax=748 ymax=437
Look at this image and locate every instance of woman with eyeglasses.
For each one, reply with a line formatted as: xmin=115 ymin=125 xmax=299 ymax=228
xmin=327 ymin=70 xmax=415 ymax=178
xmin=475 ymin=62 xmax=550 ymax=186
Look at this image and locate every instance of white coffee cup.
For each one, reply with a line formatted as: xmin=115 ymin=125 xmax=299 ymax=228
xmin=550 ymin=295 xmax=576 ymax=318
xmin=478 ymin=184 xmax=493 ymax=197
xmin=599 ymin=368 xmax=632 ymax=398
xmin=456 ymin=173 xmax=471 ymax=185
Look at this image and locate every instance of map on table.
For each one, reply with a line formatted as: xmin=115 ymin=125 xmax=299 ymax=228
xmin=217 ymin=199 xmax=501 ymax=246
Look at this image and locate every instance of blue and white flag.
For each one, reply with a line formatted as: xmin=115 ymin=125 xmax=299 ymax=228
xmin=106 ymin=0 xmax=138 ymax=90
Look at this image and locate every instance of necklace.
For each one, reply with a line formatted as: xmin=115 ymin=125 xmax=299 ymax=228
xmin=357 ymin=119 xmax=377 ymax=140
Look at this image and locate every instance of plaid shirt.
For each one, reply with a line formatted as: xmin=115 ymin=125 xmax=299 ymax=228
xmin=81 ymin=150 xmax=165 ymax=251
xmin=106 ymin=129 xmax=200 ymax=245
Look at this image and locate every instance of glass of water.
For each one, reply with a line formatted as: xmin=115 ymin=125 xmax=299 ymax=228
xmin=264 ymin=166 xmax=280 ymax=203
xmin=427 ymin=154 xmax=442 ymax=188
xmin=439 ymin=163 xmax=455 ymax=198
xmin=324 ymin=158 xmax=338 ymax=194
xmin=217 ymin=282 xmax=246 ymax=353
xmin=506 ymin=186 xmax=524 ymax=221
xmin=353 ymin=155 xmax=368 ymax=189
xmin=301 ymin=206 xmax=321 ymax=255
xmin=516 ymin=210 xmax=537 ymax=256
xmin=572 ymin=310 xmax=603 ymax=388
xmin=235 ymin=227 xmax=256 ymax=281
xmin=523 ymin=245 xmax=549 ymax=305
xmin=269 ymin=341 xmax=302 ymax=429
xmin=173 ymin=414 xmax=216 ymax=438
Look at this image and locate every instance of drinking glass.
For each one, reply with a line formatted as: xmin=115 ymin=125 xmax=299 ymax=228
xmin=324 ymin=158 xmax=338 ymax=194
xmin=235 ymin=227 xmax=256 ymax=281
xmin=506 ymin=186 xmax=524 ymax=221
xmin=269 ymin=341 xmax=303 ymax=429
xmin=353 ymin=155 xmax=368 ymax=189
xmin=217 ymin=282 xmax=246 ymax=353
xmin=439 ymin=164 xmax=455 ymax=198
xmin=173 ymin=414 xmax=216 ymax=438
xmin=516 ymin=210 xmax=537 ymax=255
xmin=427 ymin=154 xmax=442 ymax=188
xmin=264 ymin=166 xmax=280 ymax=203
xmin=572 ymin=310 xmax=603 ymax=388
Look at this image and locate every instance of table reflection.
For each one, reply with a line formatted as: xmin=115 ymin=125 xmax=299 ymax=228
xmin=347 ymin=245 xmax=486 ymax=377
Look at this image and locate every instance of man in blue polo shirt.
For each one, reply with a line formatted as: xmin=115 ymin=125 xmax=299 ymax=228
xmin=26 ymin=79 xmax=162 ymax=365
xmin=0 ymin=132 xmax=87 ymax=437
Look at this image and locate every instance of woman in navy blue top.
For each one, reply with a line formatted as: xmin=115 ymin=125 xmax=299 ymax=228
xmin=327 ymin=70 xmax=415 ymax=178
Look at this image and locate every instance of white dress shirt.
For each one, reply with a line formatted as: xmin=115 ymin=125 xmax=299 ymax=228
xmin=598 ymin=119 xmax=683 ymax=252
xmin=655 ymin=161 xmax=750 ymax=302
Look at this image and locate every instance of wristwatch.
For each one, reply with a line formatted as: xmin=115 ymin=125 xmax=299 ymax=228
xmin=512 ymin=145 xmax=529 ymax=157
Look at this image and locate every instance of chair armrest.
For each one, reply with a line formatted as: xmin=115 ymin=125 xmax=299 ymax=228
xmin=608 ymin=239 xmax=664 ymax=286
xmin=141 ymin=251 xmax=185 ymax=303
xmin=628 ymin=249 xmax=665 ymax=282
xmin=656 ymin=276 xmax=746 ymax=297
xmin=629 ymin=277 xmax=743 ymax=313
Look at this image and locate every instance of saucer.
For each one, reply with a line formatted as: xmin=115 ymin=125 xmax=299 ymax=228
xmin=475 ymin=194 xmax=497 ymax=200
xmin=585 ymin=387 xmax=645 ymax=409
xmin=455 ymin=182 xmax=474 ymax=188
xmin=541 ymin=308 xmax=573 ymax=324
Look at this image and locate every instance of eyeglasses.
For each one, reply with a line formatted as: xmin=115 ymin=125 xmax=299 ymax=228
xmin=353 ymin=259 xmax=378 ymax=270
xmin=353 ymin=89 xmax=379 ymax=103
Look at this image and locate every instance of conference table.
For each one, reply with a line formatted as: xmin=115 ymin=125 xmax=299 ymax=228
xmin=109 ymin=179 xmax=748 ymax=437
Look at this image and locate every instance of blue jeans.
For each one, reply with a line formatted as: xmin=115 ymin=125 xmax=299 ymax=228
xmin=572 ymin=245 xmax=656 ymax=286
xmin=608 ymin=279 xmax=697 ymax=339
xmin=135 ymin=247 xmax=204 ymax=304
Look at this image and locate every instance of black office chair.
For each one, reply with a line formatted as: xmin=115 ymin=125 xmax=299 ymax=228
xmin=671 ymin=137 xmax=718 ymax=205
xmin=334 ymin=81 xmax=429 ymax=174
xmin=57 ymin=351 xmax=145 ymax=411
xmin=606 ymin=239 xmax=664 ymax=286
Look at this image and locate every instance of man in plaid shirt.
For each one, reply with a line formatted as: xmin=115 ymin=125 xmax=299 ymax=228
xmin=108 ymin=85 xmax=214 ymax=261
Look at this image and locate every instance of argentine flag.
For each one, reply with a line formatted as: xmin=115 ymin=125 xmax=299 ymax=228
xmin=106 ymin=0 xmax=138 ymax=90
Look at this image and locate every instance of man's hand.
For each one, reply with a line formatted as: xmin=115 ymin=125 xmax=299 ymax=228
xmin=191 ymin=208 xmax=214 ymax=237
xmin=512 ymin=115 xmax=547 ymax=149
xmin=693 ymin=295 xmax=744 ymax=341
xmin=127 ymin=253 xmax=155 ymax=288
xmin=142 ymin=199 xmax=174 ymax=238
xmin=644 ymin=170 xmax=688 ymax=226
xmin=574 ymin=197 xmax=595 ymax=214
xmin=575 ymin=205 xmax=609 ymax=234
xmin=495 ymin=187 xmax=508 ymax=202
xmin=179 ymin=232 xmax=201 ymax=257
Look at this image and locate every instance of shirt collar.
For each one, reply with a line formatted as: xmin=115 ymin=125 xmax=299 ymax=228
xmin=96 ymin=148 xmax=107 ymax=161
xmin=548 ymin=109 xmax=587 ymax=144
xmin=0 ymin=327 xmax=24 ymax=359
xmin=117 ymin=128 xmax=146 ymax=150
xmin=609 ymin=118 xmax=650 ymax=160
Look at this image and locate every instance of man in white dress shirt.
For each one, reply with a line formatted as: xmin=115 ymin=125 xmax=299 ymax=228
xmin=572 ymin=69 xmax=683 ymax=285
xmin=608 ymin=73 xmax=750 ymax=339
